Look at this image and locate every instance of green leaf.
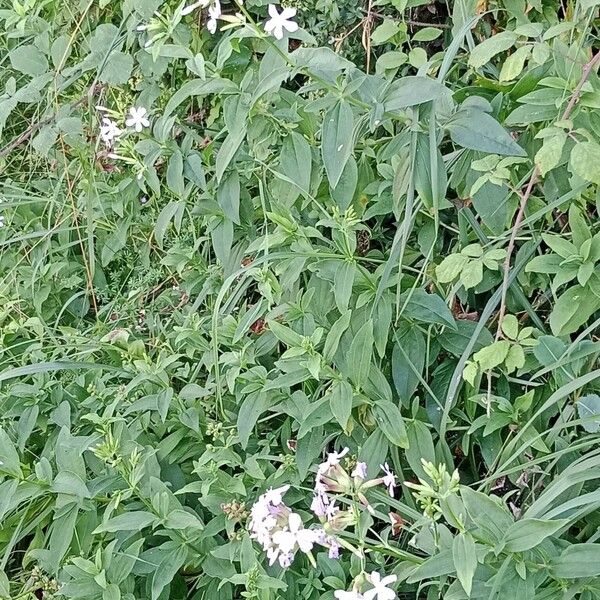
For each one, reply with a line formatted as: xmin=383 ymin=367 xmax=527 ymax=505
xmin=552 ymin=544 xmax=600 ymax=578
xmin=166 ymin=149 xmax=185 ymax=197
xmin=447 ymin=109 xmax=526 ymax=156
xmin=323 ymin=310 xmax=352 ymax=361
xmin=10 ymin=45 xmax=48 ymax=76
xmin=347 ymin=320 xmax=373 ymax=389
xmin=237 ymin=392 xmax=269 ymax=449
xmin=461 ymin=487 xmax=513 ymax=543
xmin=392 ymin=326 xmax=425 ymax=404
xmin=452 ymin=532 xmax=477 ymax=596
xmin=331 ymin=156 xmax=358 ymax=211
xmin=217 ymin=170 xmax=240 ymax=224
xmin=400 ymin=289 xmax=456 ymax=329
xmin=570 ymin=142 xmax=600 ymax=185
xmin=541 ymin=233 xmax=577 ymax=259
xmin=535 ymin=131 xmax=566 ymax=176
xmin=371 ymin=19 xmax=401 ymax=45
xmin=333 ymin=260 xmax=356 ymax=312
xmin=280 ymin=131 xmax=312 ymax=199
xmin=549 ymin=285 xmax=600 ymax=336
xmin=94 ymin=511 xmax=157 ymax=533
xmin=473 ymin=340 xmax=510 ymax=370
xmin=577 ymin=394 xmax=600 ymax=433
xmin=100 ymin=51 xmax=133 ymax=84
xmin=103 ymin=584 xmax=121 ymax=600
xmin=384 ymin=76 xmax=449 ymax=111
xmin=374 ymin=400 xmax=409 ymax=448
xmin=469 ymin=32 xmax=519 ymax=68
xmin=322 ymin=101 xmax=354 ymax=188
xmin=499 ymin=46 xmax=531 ymax=82
xmin=568 ymin=204 xmax=591 ymax=249
xmin=413 ymin=27 xmax=442 ymax=42
xmin=154 ymin=201 xmax=183 ymax=249
xmin=502 ymin=518 xmax=566 ymax=552
xmin=436 ymin=253 xmax=469 ymax=283
xmin=329 ymin=380 xmax=353 ymax=430
xmin=501 ymin=314 xmax=519 ymax=339
xmin=163 ymin=78 xmax=237 ymax=117
xmin=0 ymin=427 xmax=22 ymax=478
xmin=151 ymin=545 xmax=187 ymax=600
xmin=439 ymin=320 xmax=494 ymax=357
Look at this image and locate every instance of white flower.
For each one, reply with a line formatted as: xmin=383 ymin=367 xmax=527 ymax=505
xmin=99 ymin=118 xmax=122 ymax=146
xmin=181 ymin=0 xmax=210 ymax=15
xmin=311 ymin=491 xmax=329 ymax=517
xmin=0 ymin=216 xmax=5 ymax=228
xmin=380 ymin=463 xmax=396 ymax=497
xmin=352 ymin=461 xmax=368 ymax=479
xmin=125 ymin=107 xmax=150 ymax=132
xmin=335 ymin=591 xmax=364 ymax=600
xmin=264 ymin=4 xmax=298 ymax=40
xmin=271 ymin=512 xmax=316 ymax=554
xmin=263 ymin=484 xmax=289 ymax=506
xmin=363 ymin=572 xmax=397 ymax=600
xmin=207 ymin=0 xmax=221 ymax=33
xmin=318 ymin=447 xmax=349 ymax=474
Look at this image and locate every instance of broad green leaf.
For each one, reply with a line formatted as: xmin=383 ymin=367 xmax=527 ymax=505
xmin=163 ymin=78 xmax=237 ymax=117
xmin=541 ymin=233 xmax=577 ymax=259
xmin=151 ymin=545 xmax=187 ymax=600
xmin=374 ymin=400 xmax=409 ymax=448
xmin=552 ymin=544 xmax=600 ymax=578
xmin=347 ymin=320 xmax=374 ymax=389
xmin=501 ymin=314 xmax=519 ymax=339
xmin=499 ymin=46 xmax=531 ymax=82
xmin=469 ymin=32 xmax=518 ymax=68
xmin=323 ymin=310 xmax=352 ymax=361
xmin=100 ymin=51 xmax=133 ymax=84
xmin=549 ymin=285 xmax=600 ymax=336
xmin=436 ymin=253 xmax=469 ymax=283
xmin=535 ymin=131 xmax=566 ymax=176
xmin=0 ymin=427 xmax=22 ymax=478
xmin=10 ymin=45 xmax=48 ymax=76
xmin=371 ymin=19 xmax=401 ymax=45
xmin=400 ymin=289 xmax=456 ymax=329
xmin=439 ymin=320 xmax=494 ymax=357
xmin=329 ymin=380 xmax=353 ymax=430
xmin=577 ymin=394 xmax=600 ymax=433
xmin=461 ymin=487 xmax=513 ymax=543
xmin=280 ymin=131 xmax=312 ymax=199
xmin=217 ymin=170 xmax=240 ymax=224
xmin=502 ymin=518 xmax=566 ymax=552
xmin=473 ymin=340 xmax=510 ymax=370
xmin=94 ymin=511 xmax=157 ymax=533
xmin=331 ymin=155 xmax=358 ymax=211
xmin=405 ymin=420 xmax=435 ymax=480
xmin=322 ymin=101 xmax=354 ymax=188
xmin=452 ymin=532 xmax=477 ymax=595
xmin=333 ymin=260 xmax=356 ymax=312
xmin=384 ymin=76 xmax=449 ymax=111
xmin=392 ymin=326 xmax=425 ymax=405
xmin=166 ymin=149 xmax=185 ymax=197
xmin=570 ymin=142 xmax=600 ymax=185
xmin=447 ymin=109 xmax=526 ymax=156
xmin=237 ymin=392 xmax=269 ymax=448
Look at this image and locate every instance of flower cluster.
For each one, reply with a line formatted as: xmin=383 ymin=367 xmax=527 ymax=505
xmin=248 ymin=485 xmax=319 ymax=568
xmin=334 ymin=572 xmax=398 ymax=600
xmin=96 ymin=106 xmax=150 ymax=151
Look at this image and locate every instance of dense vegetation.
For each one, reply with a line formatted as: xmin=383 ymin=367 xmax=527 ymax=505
xmin=1 ymin=0 xmax=600 ymax=598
